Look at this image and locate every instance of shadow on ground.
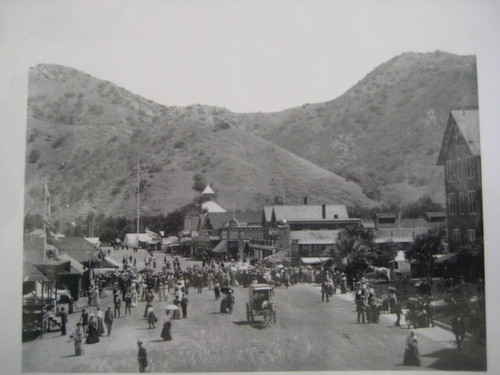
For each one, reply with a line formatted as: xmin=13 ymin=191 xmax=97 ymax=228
xmin=423 ymin=348 xmax=486 ymax=371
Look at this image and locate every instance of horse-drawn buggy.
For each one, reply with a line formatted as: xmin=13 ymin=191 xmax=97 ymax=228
xmin=405 ymin=296 xmax=432 ymax=329
xmin=246 ymin=284 xmax=277 ymax=327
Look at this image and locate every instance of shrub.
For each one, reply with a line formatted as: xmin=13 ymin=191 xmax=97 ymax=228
xmin=52 ymin=135 xmax=66 ymax=149
xmin=192 ymin=173 xmax=206 ymax=192
xmin=89 ymin=104 xmax=104 ymax=116
xmin=174 ymin=141 xmax=186 ymax=149
xmin=28 ymin=149 xmax=41 ymax=163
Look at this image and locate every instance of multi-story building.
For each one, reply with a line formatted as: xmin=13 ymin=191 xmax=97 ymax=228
xmin=437 ymin=108 xmax=482 ymax=252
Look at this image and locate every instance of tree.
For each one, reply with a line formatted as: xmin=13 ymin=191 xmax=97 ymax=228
xmin=332 ymin=226 xmax=375 ymax=280
xmin=457 ymin=237 xmax=484 ymax=281
xmin=402 ymin=195 xmax=444 ymax=218
xmin=405 ymin=229 xmax=444 ymax=278
xmin=370 ymin=241 xmax=398 ymax=267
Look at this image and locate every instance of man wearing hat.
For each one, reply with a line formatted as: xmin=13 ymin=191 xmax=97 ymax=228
xmin=137 ymin=340 xmax=148 ymax=373
xmin=104 ymin=305 xmax=114 ymax=336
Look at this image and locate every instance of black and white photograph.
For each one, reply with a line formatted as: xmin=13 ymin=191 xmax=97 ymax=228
xmin=1 ymin=0 xmax=500 ymax=373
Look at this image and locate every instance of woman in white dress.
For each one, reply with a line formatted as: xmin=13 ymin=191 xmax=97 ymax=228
xmin=130 ymin=283 xmax=138 ymax=307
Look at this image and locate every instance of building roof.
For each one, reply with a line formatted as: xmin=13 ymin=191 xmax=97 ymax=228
xmin=437 ymin=109 xmax=480 ymax=165
xmin=269 ymin=205 xmax=349 ymax=222
xmin=201 ymin=185 xmax=215 ymax=195
xmin=374 ymin=213 xmax=397 ymax=219
xmin=211 ymin=239 xmax=227 ymax=253
xmin=290 ymin=230 xmax=341 ymax=245
xmin=56 ymin=253 xmax=86 ymax=274
xmin=201 ymin=200 xmax=226 ymax=213
xmin=203 ymin=211 xmax=261 ymax=230
xmin=49 ymin=237 xmax=100 ymax=264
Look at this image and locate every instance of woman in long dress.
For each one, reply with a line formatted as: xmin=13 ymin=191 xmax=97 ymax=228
xmin=160 ymin=310 xmax=172 ymax=341
xmin=147 ymin=306 xmax=157 ymax=329
xmin=85 ymin=314 xmax=100 ymax=344
xmin=403 ymin=330 xmax=421 ymax=366
xmin=130 ymin=283 xmax=138 ymax=307
xmin=96 ymin=307 xmax=105 ymax=336
xmin=71 ymin=323 xmax=84 ymax=355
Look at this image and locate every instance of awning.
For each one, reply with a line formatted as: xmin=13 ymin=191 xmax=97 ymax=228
xmin=300 ymin=257 xmax=332 ymax=265
xmin=101 ymin=256 xmax=120 ymax=268
xmin=435 ymin=253 xmax=458 ymax=264
xmin=212 ymin=240 xmax=227 ymax=253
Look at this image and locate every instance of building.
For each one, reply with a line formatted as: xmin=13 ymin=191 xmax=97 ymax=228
xmin=437 ymin=108 xmax=482 ymax=252
xmin=260 ymin=204 xmax=362 ymax=264
xmin=372 ymin=213 xmax=446 ymax=248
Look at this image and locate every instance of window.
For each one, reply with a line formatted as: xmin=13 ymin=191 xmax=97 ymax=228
xmin=453 ymin=229 xmax=461 ymax=251
xmin=459 ymin=192 xmax=465 ymax=215
xmin=448 ymin=193 xmax=456 ymax=215
xmin=468 ymin=191 xmax=477 ymax=214
xmin=457 ymin=158 xmax=462 ymax=180
xmin=447 ymin=160 xmax=454 ymax=182
xmin=467 ymin=157 xmax=475 ymax=179
xmin=467 ymin=229 xmax=476 ymax=243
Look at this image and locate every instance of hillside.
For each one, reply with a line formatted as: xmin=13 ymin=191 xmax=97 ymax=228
xmin=239 ymin=51 xmax=478 ymax=206
xmin=25 ymin=64 xmax=374 ymax=220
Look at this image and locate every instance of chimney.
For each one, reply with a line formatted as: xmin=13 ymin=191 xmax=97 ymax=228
xmin=303 ymin=196 xmax=308 ymax=205
xmin=322 ymin=203 xmax=326 ymax=219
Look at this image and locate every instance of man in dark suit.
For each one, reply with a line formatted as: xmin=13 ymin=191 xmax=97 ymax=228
xmin=181 ymin=295 xmax=189 ymax=318
xmin=60 ymin=307 xmax=68 ymax=335
xmin=104 ymin=305 xmax=114 ymax=336
xmin=137 ymin=340 xmax=148 ymax=373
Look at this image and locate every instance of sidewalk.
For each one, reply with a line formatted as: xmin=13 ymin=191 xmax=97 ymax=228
xmin=334 ymin=291 xmax=487 ymax=365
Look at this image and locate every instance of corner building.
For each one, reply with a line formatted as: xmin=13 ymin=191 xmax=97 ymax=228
xmin=437 ymin=108 xmax=482 ymax=251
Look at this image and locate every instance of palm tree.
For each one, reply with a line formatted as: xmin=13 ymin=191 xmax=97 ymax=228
xmin=332 ymin=226 xmax=375 ymax=280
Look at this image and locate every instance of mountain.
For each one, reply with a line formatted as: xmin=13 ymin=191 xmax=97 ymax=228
xmin=239 ymin=51 xmax=478 ymax=206
xmin=25 ymin=51 xmax=478 ymax=221
xmin=24 ymin=64 xmax=374 ymax=220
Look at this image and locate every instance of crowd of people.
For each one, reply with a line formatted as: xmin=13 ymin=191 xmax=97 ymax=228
xmin=55 ymin=247 xmax=485 ymax=370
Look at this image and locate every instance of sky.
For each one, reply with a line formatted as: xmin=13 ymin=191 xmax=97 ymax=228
xmin=1 ymin=1 xmax=500 ymax=373
xmin=0 ymin=0 xmax=484 ymax=114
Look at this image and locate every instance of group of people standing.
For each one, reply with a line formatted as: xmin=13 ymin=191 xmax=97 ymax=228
xmin=354 ymin=279 xmax=381 ymax=324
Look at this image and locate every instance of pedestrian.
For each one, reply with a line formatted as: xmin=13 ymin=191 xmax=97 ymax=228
xmin=87 ymin=286 xmax=93 ymax=307
xmin=403 ymin=329 xmax=421 ymax=366
xmin=70 ymin=323 xmax=84 ymax=356
xmin=181 ymin=294 xmax=189 ymax=318
xmin=104 ymin=305 xmax=114 ymax=336
xmin=93 ymin=286 xmax=100 ymax=307
xmin=451 ymin=315 xmax=467 ymax=349
xmin=147 ymin=305 xmax=157 ymax=329
xmin=85 ymin=314 xmax=100 ymax=344
xmin=79 ymin=308 xmax=89 ymax=336
xmin=424 ymin=297 xmax=434 ymax=327
xmin=160 ymin=309 xmax=172 ymax=341
xmin=114 ymin=295 xmax=121 ymax=318
xmin=137 ymin=340 xmax=148 ymax=373
xmin=394 ymin=302 xmax=402 ymax=327
xmin=214 ymin=282 xmax=220 ymax=300
xmin=96 ymin=306 xmax=105 ymax=336
xmin=60 ymin=307 xmax=68 ymax=336
xmin=124 ymin=292 xmax=132 ymax=315
xmin=356 ymin=297 xmax=366 ymax=324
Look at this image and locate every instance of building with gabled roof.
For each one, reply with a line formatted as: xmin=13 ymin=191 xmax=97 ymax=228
xmin=437 ymin=108 xmax=482 ymax=252
xmin=263 ymin=204 xmax=360 ymax=231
